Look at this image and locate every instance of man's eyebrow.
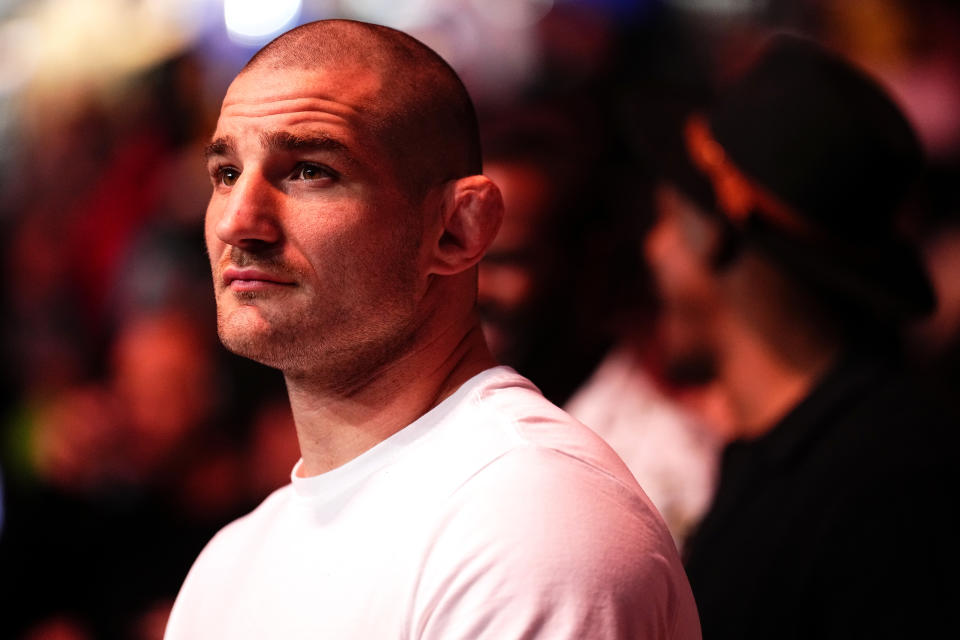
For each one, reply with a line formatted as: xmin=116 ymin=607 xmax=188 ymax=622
xmin=260 ymin=131 xmax=350 ymax=156
xmin=202 ymin=131 xmax=355 ymax=166
xmin=203 ymin=136 xmax=236 ymax=161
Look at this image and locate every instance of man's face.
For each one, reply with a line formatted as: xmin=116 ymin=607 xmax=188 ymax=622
xmin=477 ymin=161 xmax=553 ymax=360
xmin=644 ymin=184 xmax=721 ymax=384
xmin=204 ymin=65 xmax=427 ymax=379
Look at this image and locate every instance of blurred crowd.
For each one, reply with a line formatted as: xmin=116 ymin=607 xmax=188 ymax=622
xmin=2 ymin=0 xmax=960 ymax=637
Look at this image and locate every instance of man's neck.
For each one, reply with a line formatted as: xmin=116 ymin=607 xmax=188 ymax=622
xmin=284 ymin=316 xmax=497 ymax=477
xmin=715 ymin=315 xmax=839 ymax=441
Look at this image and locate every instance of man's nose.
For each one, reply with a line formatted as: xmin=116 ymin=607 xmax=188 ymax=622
xmin=643 ymin=220 xmax=666 ymax=266
xmin=213 ymin=171 xmax=282 ymax=249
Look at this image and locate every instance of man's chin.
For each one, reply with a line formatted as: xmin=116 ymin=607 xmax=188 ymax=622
xmin=218 ymin=330 xmax=285 ymax=369
xmin=217 ymin=311 xmax=290 ymax=370
xmin=662 ymin=351 xmax=718 ymax=387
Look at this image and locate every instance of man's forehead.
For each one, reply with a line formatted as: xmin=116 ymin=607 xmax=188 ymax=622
xmin=223 ymin=64 xmax=384 ymax=111
xmin=213 ymin=64 xmax=391 ymax=158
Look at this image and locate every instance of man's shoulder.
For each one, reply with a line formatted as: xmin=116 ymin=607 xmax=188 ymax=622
xmin=190 ymin=484 xmax=296 ymax=563
xmin=464 ymin=367 xmax=639 ymax=486
xmin=803 ymin=364 xmax=959 ymax=481
xmin=410 ymin=443 xmax=700 ymax=639
xmin=437 ymin=443 xmax=666 ymax=547
xmin=422 ymin=368 xmax=679 ymax=573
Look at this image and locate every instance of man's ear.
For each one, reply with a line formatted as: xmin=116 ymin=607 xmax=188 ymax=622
xmin=428 ymin=175 xmax=504 ymax=276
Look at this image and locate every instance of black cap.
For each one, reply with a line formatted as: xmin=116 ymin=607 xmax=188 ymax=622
xmin=670 ymin=34 xmax=935 ymax=321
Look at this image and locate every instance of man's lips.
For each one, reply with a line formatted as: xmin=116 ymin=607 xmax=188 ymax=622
xmin=222 ymin=267 xmax=295 ymax=291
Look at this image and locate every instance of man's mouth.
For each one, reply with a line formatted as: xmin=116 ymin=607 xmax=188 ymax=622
xmin=222 ymin=267 xmax=296 ymax=292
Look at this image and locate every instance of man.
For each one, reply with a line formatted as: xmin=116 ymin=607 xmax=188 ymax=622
xmin=644 ymin=35 xmax=958 ymax=638
xmin=164 ymin=20 xmax=700 ymax=639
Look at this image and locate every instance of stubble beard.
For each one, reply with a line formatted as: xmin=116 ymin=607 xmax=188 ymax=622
xmin=212 ymin=201 xmax=426 ymax=392
xmin=657 ymin=300 xmax=720 ymax=387
xmin=663 ymin=347 xmax=718 ymax=387
xmin=216 ymin=279 xmax=422 ymax=394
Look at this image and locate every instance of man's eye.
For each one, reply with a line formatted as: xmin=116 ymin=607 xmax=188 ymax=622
xmin=217 ymin=167 xmax=240 ymax=186
xmin=293 ymin=163 xmax=334 ymax=182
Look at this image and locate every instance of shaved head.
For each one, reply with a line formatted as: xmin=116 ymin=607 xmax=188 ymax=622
xmin=244 ymin=19 xmax=482 ymax=200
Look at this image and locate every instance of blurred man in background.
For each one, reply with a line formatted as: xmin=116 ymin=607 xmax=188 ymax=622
xmin=165 ymin=19 xmax=700 ymax=639
xmin=645 ymin=34 xmax=958 ymax=638
xmin=477 ymin=104 xmax=616 ymax=406
xmin=477 ymin=103 xmax=720 ymax=550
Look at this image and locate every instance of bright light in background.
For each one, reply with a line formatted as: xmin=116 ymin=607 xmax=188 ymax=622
xmin=225 ymin=0 xmax=302 ymax=45
xmin=470 ymin=0 xmax=554 ymax=29
xmin=145 ymin=0 xmax=214 ymax=38
xmin=5 ymin=0 xmax=198 ymax=99
xmin=339 ymin=0 xmax=437 ymax=31
xmin=0 ymin=18 xmax=38 ymax=95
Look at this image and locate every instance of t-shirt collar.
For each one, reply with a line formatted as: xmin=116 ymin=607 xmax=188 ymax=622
xmin=289 ymin=366 xmax=514 ymax=501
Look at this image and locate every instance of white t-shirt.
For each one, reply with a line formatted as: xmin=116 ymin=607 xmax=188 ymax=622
xmin=164 ymin=367 xmax=701 ymax=639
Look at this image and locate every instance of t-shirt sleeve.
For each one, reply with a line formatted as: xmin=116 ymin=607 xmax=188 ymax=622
xmin=406 ymin=446 xmax=702 ymax=640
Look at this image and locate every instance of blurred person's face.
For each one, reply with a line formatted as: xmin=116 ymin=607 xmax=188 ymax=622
xmin=205 ymin=65 xmax=427 ymax=378
xmin=113 ymin=315 xmax=214 ymax=458
xmin=644 ymin=183 xmax=722 ymax=384
xmin=478 ymin=161 xmax=554 ymax=360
